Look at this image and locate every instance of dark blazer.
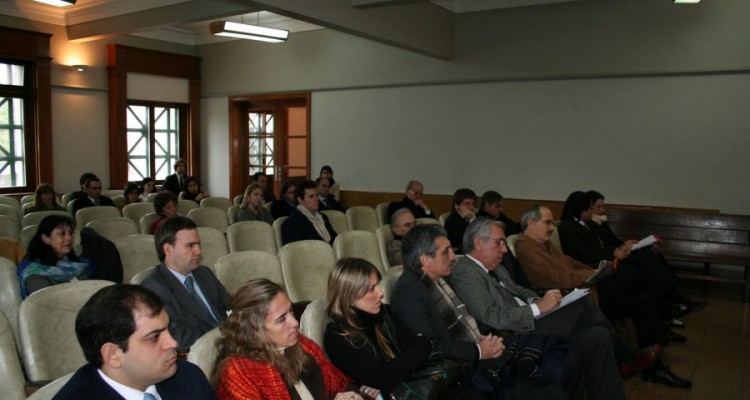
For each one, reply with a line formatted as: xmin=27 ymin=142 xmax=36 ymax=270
xmin=557 ymin=218 xmax=613 ymax=267
xmin=444 ymin=211 xmax=470 ymax=254
xmin=140 ymin=264 xmax=229 ymax=351
xmin=318 ymin=195 xmax=345 ymax=212
xmin=71 ymin=196 xmax=116 ymax=216
xmin=387 ymin=196 xmax=432 ymax=220
xmin=281 ymin=208 xmax=337 ymax=245
xmin=161 ymin=173 xmax=183 ymax=196
xmin=270 ymin=199 xmax=296 ymax=219
xmin=52 ymin=360 xmax=217 ymax=400
xmin=390 ymin=268 xmax=478 ymax=362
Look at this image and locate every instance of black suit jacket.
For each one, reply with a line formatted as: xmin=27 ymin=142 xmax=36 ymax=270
xmin=557 ymin=218 xmax=613 ymax=267
xmin=140 ymin=264 xmax=229 ymax=351
xmin=52 ymin=360 xmax=217 ymax=400
xmin=281 ymin=208 xmax=337 ymax=245
xmin=390 ymin=268 xmax=479 ymax=362
xmin=270 ymin=199 xmax=296 ymax=219
xmin=387 ymin=196 xmax=432 ymax=220
xmin=161 ymin=174 xmax=184 ymax=196
xmin=71 ymin=196 xmax=116 ymax=216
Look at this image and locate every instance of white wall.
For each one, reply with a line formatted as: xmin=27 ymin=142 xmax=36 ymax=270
xmin=201 ymin=97 xmax=230 ymax=198
xmin=311 ymin=74 xmax=750 ymax=214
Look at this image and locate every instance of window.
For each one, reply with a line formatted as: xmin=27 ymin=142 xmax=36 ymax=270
xmin=0 ymin=62 xmax=29 ymax=189
xmin=248 ymin=110 xmax=275 ymax=176
xmin=126 ymin=102 xmax=184 ymax=182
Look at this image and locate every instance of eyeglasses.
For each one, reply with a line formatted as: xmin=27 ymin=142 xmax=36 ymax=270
xmin=408 ymin=190 xmax=423 ymax=197
xmin=483 ymin=237 xmax=507 ymax=248
xmin=398 ymin=221 xmax=416 ymax=229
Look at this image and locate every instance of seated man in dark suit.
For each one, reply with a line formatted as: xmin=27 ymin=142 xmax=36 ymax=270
xmin=315 ymin=177 xmax=345 ymax=211
xmin=451 ymin=218 xmax=633 ymax=400
xmin=52 ymin=284 xmax=217 ymax=400
xmin=387 ymin=180 xmax=434 ymax=220
xmin=281 ymin=180 xmax=337 ymax=245
xmin=141 ymin=217 xmax=229 ymax=352
xmin=444 ymin=188 xmax=477 ymax=254
xmin=67 ymin=172 xmax=98 ymax=204
xmin=477 ymin=190 xmax=522 ymax=236
xmin=387 ymin=208 xmax=416 ymax=266
xmin=71 ymin=176 xmax=116 ymax=215
xmin=161 ymin=158 xmax=187 ymax=196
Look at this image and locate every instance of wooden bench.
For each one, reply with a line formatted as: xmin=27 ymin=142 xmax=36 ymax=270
xmin=606 ymin=209 xmax=750 ymax=301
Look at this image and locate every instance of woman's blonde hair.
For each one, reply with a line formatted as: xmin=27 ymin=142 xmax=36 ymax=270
xmin=211 ymin=279 xmax=309 ymax=386
xmin=326 ymin=258 xmax=395 ymax=360
xmin=239 ymin=183 xmax=263 ymax=210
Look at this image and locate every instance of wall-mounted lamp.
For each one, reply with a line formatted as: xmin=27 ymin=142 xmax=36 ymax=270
xmin=34 ymin=0 xmax=76 ymax=7
xmin=71 ymin=64 xmax=88 ymax=73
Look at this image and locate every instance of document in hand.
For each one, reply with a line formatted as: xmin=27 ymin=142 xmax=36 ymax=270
xmin=631 ymin=234 xmax=660 ymax=251
xmin=585 ymin=260 xmax=614 ymax=284
xmin=539 ymin=288 xmax=590 ymax=318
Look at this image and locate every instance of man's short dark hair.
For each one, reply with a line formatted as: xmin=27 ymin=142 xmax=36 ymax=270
xmin=174 ymin=158 xmax=187 ymax=170
xmin=79 ymin=172 xmax=98 ymax=187
xmin=251 ymin=172 xmax=265 ymax=182
xmin=76 ymin=284 xmax=164 ymax=368
xmin=154 ymin=192 xmax=178 ymax=215
xmin=154 ymin=216 xmax=197 ymax=262
xmin=402 ymin=224 xmax=447 ymax=273
xmin=294 ymin=180 xmax=317 ymax=203
xmin=84 ymin=176 xmax=101 ymax=188
xmin=479 ymin=190 xmax=503 ymax=211
xmin=452 ymin=188 xmax=476 ymax=205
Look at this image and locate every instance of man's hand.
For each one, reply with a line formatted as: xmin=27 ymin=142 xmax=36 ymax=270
xmin=478 ymin=334 xmax=505 ymax=360
xmin=534 ymin=289 xmax=562 ymax=314
xmin=456 ymin=204 xmax=475 ymax=221
xmin=414 ymin=198 xmax=430 ymax=212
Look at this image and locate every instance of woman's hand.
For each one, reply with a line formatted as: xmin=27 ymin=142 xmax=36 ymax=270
xmin=333 ymin=391 xmax=364 ymax=400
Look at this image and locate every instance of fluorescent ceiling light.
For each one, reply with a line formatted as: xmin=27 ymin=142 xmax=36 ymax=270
xmin=34 ymin=0 xmax=76 ymax=7
xmin=673 ymin=0 xmax=700 ymax=3
xmin=209 ymin=21 xmax=289 ymax=43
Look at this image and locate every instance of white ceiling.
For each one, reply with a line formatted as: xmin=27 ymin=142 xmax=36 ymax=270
xmin=0 ymin=0 xmax=581 ymax=46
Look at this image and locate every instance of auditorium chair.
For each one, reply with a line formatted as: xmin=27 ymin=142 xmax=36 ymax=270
xmin=196 ymin=227 xmax=228 ymax=271
xmin=375 ymin=224 xmax=394 ymax=270
xmin=0 ymin=215 xmax=18 ymax=239
xmin=375 ymin=202 xmax=389 ymax=227
xmin=19 ymin=225 xmax=37 ymax=248
xmin=114 ymin=234 xmax=159 ymax=283
xmin=0 ymin=204 xmax=20 ymax=228
xmin=0 ymin=312 xmax=25 ymax=400
xmin=381 ymin=266 xmax=403 ymax=305
xmin=139 ymin=213 xmax=161 ymax=234
xmin=26 ymin=373 xmax=74 ymax=400
xmin=85 ymin=217 xmax=139 ymax=243
xmin=227 ymin=204 xmax=239 ymax=225
xmin=279 ymin=240 xmax=335 ymax=303
xmin=417 ymin=217 xmax=440 ymax=226
xmin=320 ymin=210 xmax=349 ymax=235
xmin=0 ymin=257 xmax=21 ymax=353
xmin=272 ymin=217 xmax=287 ymax=252
xmin=332 ymin=230 xmax=386 ymax=277
xmin=214 ymin=251 xmax=284 ymax=294
xmin=101 ymin=189 xmax=123 ymax=199
xmin=19 ymin=280 xmax=114 ymax=381
xmin=186 ymin=328 xmax=220 ymax=379
xmin=200 ymin=196 xmax=232 ymax=212
xmin=176 ymin=199 xmax=199 ymax=216
xmin=226 ymin=221 xmax=277 ymax=254
xmin=22 ymin=210 xmax=70 ymax=228
xmin=129 ymin=266 xmax=155 ymax=284
xmin=74 ymin=206 xmax=120 ymax=230
xmin=506 ymin=234 xmax=520 ymax=257
xmin=346 ymin=206 xmax=379 ymax=232
xmin=187 ymin=207 xmax=228 ymax=233
xmin=122 ymin=202 xmax=155 ymax=226
xmin=0 ymin=196 xmax=21 ymax=219
xmin=438 ymin=212 xmax=450 ymax=226
xmin=146 ymin=193 xmax=158 ymax=203
xmin=299 ymin=296 xmax=328 ymax=348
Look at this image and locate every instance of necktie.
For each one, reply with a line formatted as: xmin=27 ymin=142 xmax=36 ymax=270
xmin=144 ymin=393 xmax=157 ymax=400
xmin=488 ymin=270 xmax=501 ymax=283
xmin=184 ymin=276 xmax=216 ymax=322
xmin=94 ymin=198 xmax=100 ymax=206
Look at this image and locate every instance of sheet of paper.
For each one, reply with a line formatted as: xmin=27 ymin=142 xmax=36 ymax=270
xmin=631 ymin=234 xmax=659 ymax=251
xmin=538 ymin=288 xmax=590 ymax=318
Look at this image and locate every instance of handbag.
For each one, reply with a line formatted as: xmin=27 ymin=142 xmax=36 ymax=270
xmin=384 ymin=358 xmax=466 ymax=400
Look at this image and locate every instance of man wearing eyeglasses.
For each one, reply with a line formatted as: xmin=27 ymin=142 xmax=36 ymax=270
xmin=387 ymin=180 xmax=433 ymax=219
xmin=450 ymin=217 xmax=628 ymax=400
xmin=387 ymin=208 xmax=416 ymax=266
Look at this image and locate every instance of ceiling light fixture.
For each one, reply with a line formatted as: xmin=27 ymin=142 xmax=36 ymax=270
xmin=209 ymin=20 xmax=289 ymax=43
xmin=34 ymin=0 xmax=76 ymax=7
xmin=673 ymin=0 xmax=700 ymax=3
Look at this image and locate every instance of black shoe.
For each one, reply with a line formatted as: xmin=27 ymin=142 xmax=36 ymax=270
xmin=670 ymin=303 xmax=690 ymax=318
xmin=642 ymin=366 xmax=692 ymax=388
xmin=666 ymin=318 xmax=685 ymax=328
xmin=666 ymin=327 xmax=687 ymax=343
xmin=686 ymin=300 xmax=707 ymax=313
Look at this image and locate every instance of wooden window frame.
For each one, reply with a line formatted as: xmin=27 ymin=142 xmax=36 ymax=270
xmin=0 ymin=27 xmax=52 ymax=195
xmin=108 ymin=45 xmax=201 ymax=189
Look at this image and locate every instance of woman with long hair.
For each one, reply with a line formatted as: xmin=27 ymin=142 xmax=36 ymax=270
xmin=324 ymin=258 xmax=435 ymax=398
xmin=236 ymin=183 xmax=273 ymax=224
xmin=213 ymin=279 xmax=362 ymax=400
xmin=182 ymin=176 xmax=209 ymax=204
xmin=139 ymin=177 xmax=156 ymax=201
xmin=17 ymin=215 xmax=93 ymax=298
xmin=24 ymin=183 xmax=65 ymax=214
